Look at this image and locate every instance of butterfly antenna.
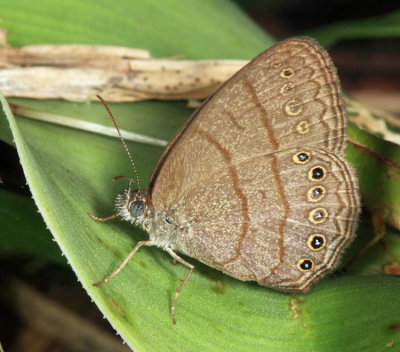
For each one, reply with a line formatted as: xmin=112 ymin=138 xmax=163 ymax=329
xmin=96 ymin=95 xmax=142 ymax=193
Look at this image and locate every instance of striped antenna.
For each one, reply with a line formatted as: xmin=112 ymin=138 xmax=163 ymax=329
xmin=96 ymin=95 xmax=142 ymax=193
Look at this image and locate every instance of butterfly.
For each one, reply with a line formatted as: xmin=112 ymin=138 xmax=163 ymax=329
xmin=90 ymin=37 xmax=360 ymax=324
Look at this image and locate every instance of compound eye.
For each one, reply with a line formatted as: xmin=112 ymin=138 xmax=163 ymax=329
xmin=130 ymin=200 xmax=145 ymax=217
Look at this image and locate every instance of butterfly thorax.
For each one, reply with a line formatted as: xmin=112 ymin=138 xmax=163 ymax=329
xmin=115 ymin=188 xmax=181 ymax=250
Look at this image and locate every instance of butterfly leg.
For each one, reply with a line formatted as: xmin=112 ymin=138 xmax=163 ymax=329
xmin=93 ymin=240 xmax=156 ymax=286
xmin=88 ymin=213 xmax=118 ymax=222
xmin=166 ymin=247 xmax=194 ymax=324
xmin=88 ymin=176 xmax=135 ymax=222
xmin=112 ymin=175 xmax=132 ymax=182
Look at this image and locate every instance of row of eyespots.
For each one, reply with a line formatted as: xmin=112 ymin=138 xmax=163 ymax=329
xmin=292 ymin=151 xmax=329 ymax=272
xmin=271 ymin=60 xmax=328 ymax=273
xmin=275 ymin=63 xmax=312 ymax=136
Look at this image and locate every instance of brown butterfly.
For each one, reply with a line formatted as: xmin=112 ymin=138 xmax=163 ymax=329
xmin=90 ymin=37 xmax=360 ymax=324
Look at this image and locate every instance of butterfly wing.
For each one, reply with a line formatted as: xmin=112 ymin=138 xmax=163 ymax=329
xmin=149 ymin=37 xmax=360 ymax=291
xmin=167 ymin=147 xmax=359 ymax=291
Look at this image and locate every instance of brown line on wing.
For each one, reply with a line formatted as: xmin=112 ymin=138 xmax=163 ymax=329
xmin=243 ymin=78 xmax=279 ymax=150
xmin=196 ymin=128 xmax=250 ymax=266
xmin=225 ymin=108 xmax=245 ymax=131
xmin=264 ymin=154 xmax=290 ymax=277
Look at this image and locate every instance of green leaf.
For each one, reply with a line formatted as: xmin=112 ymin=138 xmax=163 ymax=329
xmin=307 ymin=9 xmax=400 ymax=47
xmin=347 ymin=122 xmax=400 ymax=229
xmin=1 ymin=0 xmax=273 ymax=59
xmin=1 ymin=1 xmax=400 ymax=351
xmin=0 ymin=188 xmax=65 ymax=264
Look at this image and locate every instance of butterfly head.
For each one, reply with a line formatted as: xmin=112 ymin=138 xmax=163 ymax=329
xmin=115 ymin=187 xmax=151 ymax=225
